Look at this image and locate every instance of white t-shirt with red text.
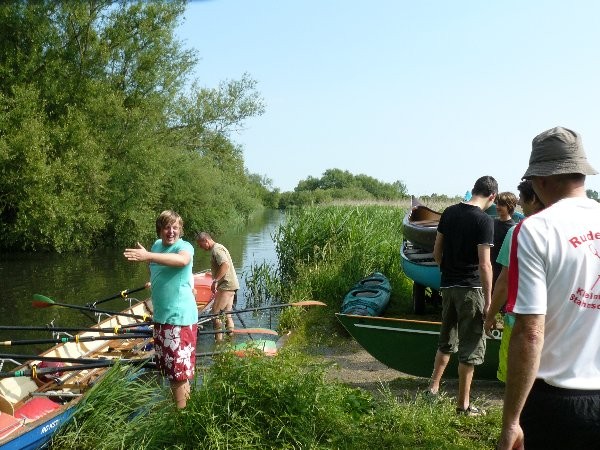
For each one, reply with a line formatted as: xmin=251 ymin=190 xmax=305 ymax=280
xmin=507 ymin=196 xmax=600 ymax=389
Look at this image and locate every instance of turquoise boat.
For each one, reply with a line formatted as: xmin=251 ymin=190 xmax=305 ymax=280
xmin=340 ymin=272 xmax=391 ymax=317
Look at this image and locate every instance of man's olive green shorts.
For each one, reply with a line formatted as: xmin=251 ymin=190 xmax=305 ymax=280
xmin=438 ymin=287 xmax=486 ymax=365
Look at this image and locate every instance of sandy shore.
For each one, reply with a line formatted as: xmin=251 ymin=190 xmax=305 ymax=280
xmin=314 ymin=340 xmax=505 ymax=407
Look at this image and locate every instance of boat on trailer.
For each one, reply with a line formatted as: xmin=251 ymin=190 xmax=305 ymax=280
xmin=0 ymin=300 xmax=154 ymax=450
xmin=335 ymin=313 xmax=502 ymax=380
xmin=401 ymin=197 xmax=525 ymax=314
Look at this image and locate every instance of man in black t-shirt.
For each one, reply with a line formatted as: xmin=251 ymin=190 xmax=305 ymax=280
xmin=427 ymin=175 xmax=497 ymax=416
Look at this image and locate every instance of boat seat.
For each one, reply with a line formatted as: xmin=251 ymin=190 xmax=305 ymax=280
xmin=361 ymin=280 xmax=381 ymax=286
xmin=0 ymin=412 xmax=22 ymax=440
xmin=352 ymin=290 xmax=378 ymax=298
xmin=14 ymin=397 xmax=61 ymax=422
xmin=407 ymin=252 xmax=435 ymax=261
xmin=411 ymin=220 xmax=439 ymax=227
xmin=0 ymin=377 xmax=39 ymax=410
xmin=0 ymin=396 xmax=14 ymax=416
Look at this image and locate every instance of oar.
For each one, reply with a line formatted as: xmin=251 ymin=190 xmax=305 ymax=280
xmin=234 ymin=312 xmax=255 ymax=341
xmin=0 ymin=334 xmax=150 ymax=347
xmin=198 ymin=327 xmax=278 ymax=336
xmin=196 ymin=350 xmax=228 ymax=358
xmin=32 ymin=295 xmax=150 ymax=321
xmin=0 ymin=358 xmax=156 ymax=379
xmin=85 ymin=285 xmax=148 ymax=308
xmin=198 ymin=300 xmax=327 ymax=321
xmin=0 ymin=353 xmax=126 ymax=365
xmin=0 ymin=326 xmax=275 ymax=343
xmin=0 ymin=325 xmax=152 ymax=334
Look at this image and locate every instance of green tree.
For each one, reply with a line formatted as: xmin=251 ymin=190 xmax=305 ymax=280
xmin=289 ymin=169 xmax=408 ymax=207
xmin=0 ymin=1 xmax=266 ymax=251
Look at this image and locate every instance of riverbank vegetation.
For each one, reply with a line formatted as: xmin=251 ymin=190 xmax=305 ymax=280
xmin=52 ymin=354 xmax=500 ymax=449
xmin=278 ymin=169 xmax=409 ymax=208
xmin=52 ymin=204 xmax=501 ymax=449
xmin=0 ymin=1 xmax=270 ymax=252
xmin=0 ymin=1 xmax=471 ymax=252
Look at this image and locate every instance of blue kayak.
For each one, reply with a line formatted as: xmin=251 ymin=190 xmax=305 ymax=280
xmin=340 ymin=272 xmax=391 ymax=317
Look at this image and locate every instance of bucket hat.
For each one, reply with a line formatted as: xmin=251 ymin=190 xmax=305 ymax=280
xmin=523 ymin=126 xmax=598 ymax=179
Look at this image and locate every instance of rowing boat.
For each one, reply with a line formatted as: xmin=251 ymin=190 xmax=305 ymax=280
xmin=0 ymin=300 xmax=154 ymax=450
xmin=193 ymin=270 xmax=214 ymax=309
xmin=340 ymin=272 xmax=391 ymax=316
xmin=335 ymin=313 xmax=502 ymax=380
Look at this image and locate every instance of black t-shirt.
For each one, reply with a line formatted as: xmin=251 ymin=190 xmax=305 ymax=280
xmin=438 ymin=202 xmax=494 ymax=288
xmin=491 ymin=218 xmax=515 ymax=287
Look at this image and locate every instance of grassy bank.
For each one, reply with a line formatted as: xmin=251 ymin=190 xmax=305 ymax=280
xmin=51 ymin=355 xmax=500 ymax=449
xmin=51 ymin=204 xmax=502 ymax=449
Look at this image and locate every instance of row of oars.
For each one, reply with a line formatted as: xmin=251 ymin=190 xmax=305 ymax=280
xmin=0 ymin=288 xmax=326 ymax=378
xmin=32 ymin=293 xmax=325 ymax=324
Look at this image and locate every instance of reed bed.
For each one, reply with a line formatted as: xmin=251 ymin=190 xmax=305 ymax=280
xmin=270 ymin=205 xmax=414 ymax=339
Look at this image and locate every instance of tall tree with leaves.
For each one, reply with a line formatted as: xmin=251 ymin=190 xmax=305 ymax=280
xmin=0 ymin=0 xmax=265 ymax=251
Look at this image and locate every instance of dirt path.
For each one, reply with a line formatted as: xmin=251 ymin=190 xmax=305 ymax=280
xmin=313 ymin=340 xmax=505 ymax=407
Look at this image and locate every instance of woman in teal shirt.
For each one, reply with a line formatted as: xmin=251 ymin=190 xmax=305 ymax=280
xmin=124 ymin=210 xmax=197 ymax=408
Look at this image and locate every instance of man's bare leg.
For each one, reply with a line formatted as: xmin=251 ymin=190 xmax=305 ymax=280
xmin=457 ymin=362 xmax=474 ymax=409
xmin=212 ymin=290 xmax=235 ymax=342
xmin=429 ymin=350 xmax=450 ymax=393
xmin=171 ymin=380 xmax=190 ymax=409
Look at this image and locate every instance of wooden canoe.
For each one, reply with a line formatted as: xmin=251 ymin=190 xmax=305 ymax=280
xmin=335 ymin=313 xmax=502 ymax=381
xmin=0 ymin=300 xmax=154 ymax=450
xmin=401 ymin=198 xmax=441 ymax=253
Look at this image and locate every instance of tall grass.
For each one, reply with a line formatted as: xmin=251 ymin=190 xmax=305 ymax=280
xmin=51 ymin=351 xmax=499 ymax=450
xmin=50 ymin=362 xmax=170 ymax=449
xmin=268 ymin=205 xmax=414 ymax=341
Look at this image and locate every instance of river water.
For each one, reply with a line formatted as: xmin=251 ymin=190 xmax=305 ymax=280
xmin=0 ymin=210 xmax=283 ymax=357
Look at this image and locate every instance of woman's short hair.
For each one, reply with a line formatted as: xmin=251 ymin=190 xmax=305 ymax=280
xmin=155 ymin=210 xmax=183 ymax=237
xmin=496 ymin=191 xmax=518 ymax=215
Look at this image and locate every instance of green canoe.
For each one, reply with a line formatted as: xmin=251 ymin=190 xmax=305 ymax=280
xmin=335 ymin=313 xmax=502 ymax=380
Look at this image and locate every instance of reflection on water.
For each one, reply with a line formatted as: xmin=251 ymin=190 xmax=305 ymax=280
xmin=0 ymin=210 xmax=284 ymax=358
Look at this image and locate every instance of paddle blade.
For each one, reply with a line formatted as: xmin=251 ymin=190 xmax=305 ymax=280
xmin=232 ymin=328 xmax=278 ymax=336
xmin=32 ymin=294 xmax=55 ymax=308
xmin=292 ymin=300 xmax=327 ymax=307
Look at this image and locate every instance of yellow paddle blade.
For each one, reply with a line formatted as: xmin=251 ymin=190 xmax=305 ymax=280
xmin=291 ymin=300 xmax=327 ymax=307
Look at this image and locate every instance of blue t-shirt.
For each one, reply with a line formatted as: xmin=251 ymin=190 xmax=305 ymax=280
xmin=149 ymin=239 xmax=197 ymax=325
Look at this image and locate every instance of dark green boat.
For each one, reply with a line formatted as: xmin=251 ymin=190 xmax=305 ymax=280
xmin=340 ymin=272 xmax=391 ymax=316
xmin=335 ymin=313 xmax=502 ymax=380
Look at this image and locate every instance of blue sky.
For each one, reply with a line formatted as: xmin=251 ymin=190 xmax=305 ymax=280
xmin=177 ymin=0 xmax=600 ymax=196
